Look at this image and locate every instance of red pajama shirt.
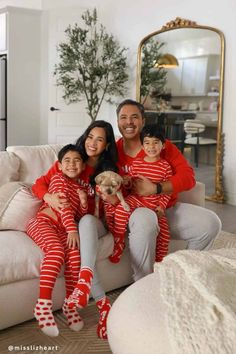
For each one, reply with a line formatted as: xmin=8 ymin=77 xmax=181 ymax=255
xmin=28 ymin=166 xmax=95 ymax=299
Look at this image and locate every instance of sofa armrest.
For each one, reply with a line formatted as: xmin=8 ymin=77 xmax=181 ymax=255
xmin=177 ymin=181 xmax=205 ymax=207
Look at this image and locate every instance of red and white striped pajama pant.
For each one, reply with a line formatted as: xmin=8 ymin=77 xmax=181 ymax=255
xmin=104 ymin=194 xmax=170 ymax=262
xmin=27 ymin=213 xmax=80 ymax=299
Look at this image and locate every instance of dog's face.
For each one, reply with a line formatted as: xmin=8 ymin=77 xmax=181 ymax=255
xmin=95 ymin=171 xmax=123 ymax=195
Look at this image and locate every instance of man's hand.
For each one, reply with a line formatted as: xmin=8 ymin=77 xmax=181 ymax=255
xmin=133 ymin=175 xmax=173 ymax=196
xmin=67 ymin=231 xmax=80 ymax=249
xmin=122 ymin=175 xmax=132 ymax=189
xmin=43 ymin=192 xmax=69 ymax=212
xmin=133 ymin=175 xmax=156 ymax=196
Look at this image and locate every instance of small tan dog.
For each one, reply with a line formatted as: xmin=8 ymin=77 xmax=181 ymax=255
xmin=94 ymin=170 xmax=130 ymax=218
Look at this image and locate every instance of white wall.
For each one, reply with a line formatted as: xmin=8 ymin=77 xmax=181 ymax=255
xmin=0 ymin=0 xmax=42 ymax=9
xmin=1 ymin=0 xmax=236 ymax=205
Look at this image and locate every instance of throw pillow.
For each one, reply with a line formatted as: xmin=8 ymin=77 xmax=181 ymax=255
xmin=0 ymin=182 xmax=42 ymax=231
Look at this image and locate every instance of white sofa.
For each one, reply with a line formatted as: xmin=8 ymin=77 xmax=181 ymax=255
xmin=0 ymin=144 xmax=205 ymax=330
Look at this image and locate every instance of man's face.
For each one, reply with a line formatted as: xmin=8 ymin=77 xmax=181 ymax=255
xmin=117 ymin=104 xmax=144 ymax=140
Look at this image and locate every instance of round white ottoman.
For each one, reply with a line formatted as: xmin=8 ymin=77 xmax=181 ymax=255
xmin=107 ymin=273 xmax=173 ymax=354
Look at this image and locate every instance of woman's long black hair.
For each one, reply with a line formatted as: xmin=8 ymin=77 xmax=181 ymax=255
xmin=75 ymin=120 xmax=118 ymax=186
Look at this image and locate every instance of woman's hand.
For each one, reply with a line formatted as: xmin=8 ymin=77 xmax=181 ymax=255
xmin=77 ymin=189 xmax=88 ymax=209
xmin=100 ymin=193 xmax=120 ymax=205
xmin=43 ymin=192 xmax=69 ymax=212
xmin=132 ymin=175 xmax=156 ymax=196
xmin=67 ymin=231 xmax=80 ymax=249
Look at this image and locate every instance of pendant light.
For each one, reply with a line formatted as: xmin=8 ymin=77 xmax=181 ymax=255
xmin=154 ymin=53 xmax=179 ymax=68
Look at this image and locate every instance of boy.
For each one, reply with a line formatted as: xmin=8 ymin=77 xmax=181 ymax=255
xmin=27 ymin=144 xmax=87 ymax=336
xmin=106 ymin=124 xmax=173 ymax=263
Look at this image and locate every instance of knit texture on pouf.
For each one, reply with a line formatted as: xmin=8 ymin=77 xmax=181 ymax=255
xmin=155 ymin=248 xmax=236 ymax=354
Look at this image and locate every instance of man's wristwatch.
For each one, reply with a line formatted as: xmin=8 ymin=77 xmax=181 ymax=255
xmin=156 ymin=183 xmax=162 ymax=194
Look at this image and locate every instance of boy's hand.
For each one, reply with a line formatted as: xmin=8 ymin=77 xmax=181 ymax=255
xmin=43 ymin=192 xmax=69 ymax=212
xmin=67 ymin=231 xmax=80 ymax=249
xmin=155 ymin=206 xmax=165 ymax=218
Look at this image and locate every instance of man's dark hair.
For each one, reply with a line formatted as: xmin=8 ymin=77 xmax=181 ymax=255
xmin=116 ymin=99 xmax=145 ymax=119
xmin=140 ymin=124 xmax=166 ymax=144
xmin=58 ymin=144 xmax=86 ymax=163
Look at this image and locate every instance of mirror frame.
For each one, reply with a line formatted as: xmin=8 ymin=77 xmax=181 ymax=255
xmin=136 ymin=17 xmax=225 ymax=203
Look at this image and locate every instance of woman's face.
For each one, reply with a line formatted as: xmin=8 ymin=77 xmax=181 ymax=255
xmin=85 ymin=127 xmax=107 ymax=159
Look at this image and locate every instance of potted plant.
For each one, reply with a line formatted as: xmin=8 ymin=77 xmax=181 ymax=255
xmin=54 ymin=8 xmax=129 ymax=121
xmin=140 ymin=38 xmax=168 ymax=107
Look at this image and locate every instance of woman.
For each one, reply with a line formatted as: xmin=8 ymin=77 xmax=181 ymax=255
xmin=32 ymin=120 xmax=118 ymax=339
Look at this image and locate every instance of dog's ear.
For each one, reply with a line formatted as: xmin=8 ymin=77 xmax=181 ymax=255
xmin=95 ymin=174 xmax=106 ymax=185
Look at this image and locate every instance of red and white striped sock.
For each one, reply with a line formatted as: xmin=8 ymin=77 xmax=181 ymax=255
xmin=96 ymin=296 xmax=111 ymax=340
xmin=34 ymin=298 xmax=59 ymax=337
xmin=62 ymin=298 xmax=84 ymax=331
xmin=68 ymin=267 xmax=93 ymax=309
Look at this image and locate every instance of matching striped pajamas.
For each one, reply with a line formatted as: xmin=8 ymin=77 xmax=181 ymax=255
xmin=27 ymin=172 xmax=87 ymax=299
xmin=104 ymin=158 xmax=173 ymax=262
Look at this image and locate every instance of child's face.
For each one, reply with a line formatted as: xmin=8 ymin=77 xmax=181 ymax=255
xmin=59 ymin=150 xmax=85 ymax=180
xmin=142 ymin=136 xmax=164 ymax=160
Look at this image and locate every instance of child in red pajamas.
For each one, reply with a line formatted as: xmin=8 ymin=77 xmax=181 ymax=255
xmin=106 ymin=124 xmax=173 ymax=263
xmin=27 ymin=144 xmax=88 ymax=337
xmin=31 ymin=120 xmax=119 ymax=339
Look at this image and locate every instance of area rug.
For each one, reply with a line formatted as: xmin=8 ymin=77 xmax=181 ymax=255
xmin=211 ymin=229 xmax=236 ymax=250
xmin=0 ymin=288 xmax=124 ymax=354
xmin=0 ymin=230 xmax=235 ymax=354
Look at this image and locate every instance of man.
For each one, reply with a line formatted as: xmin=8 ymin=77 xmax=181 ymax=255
xmin=115 ymin=99 xmax=222 ymax=280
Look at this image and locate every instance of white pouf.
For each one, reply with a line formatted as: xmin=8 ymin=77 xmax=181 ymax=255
xmin=108 ymin=245 xmax=236 ymax=354
xmin=107 ymin=273 xmax=173 ymax=354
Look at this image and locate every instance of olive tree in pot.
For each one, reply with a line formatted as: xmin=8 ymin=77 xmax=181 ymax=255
xmin=54 ymin=8 xmax=129 ymax=121
xmin=140 ymin=38 xmax=168 ymax=107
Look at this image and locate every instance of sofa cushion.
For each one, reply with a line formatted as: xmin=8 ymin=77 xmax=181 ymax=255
xmin=0 ymin=151 xmax=20 ymax=187
xmin=0 ymin=229 xmax=114 ymax=286
xmin=0 ymin=182 xmax=42 ymax=231
xmin=0 ymin=230 xmax=44 ymax=285
xmin=7 ymin=144 xmax=63 ymax=184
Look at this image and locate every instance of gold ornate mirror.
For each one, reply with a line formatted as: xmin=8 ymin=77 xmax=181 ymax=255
xmin=136 ymin=17 xmax=225 ymax=203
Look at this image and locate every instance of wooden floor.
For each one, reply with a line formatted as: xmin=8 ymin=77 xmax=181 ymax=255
xmin=205 ymin=200 xmax=236 ymax=234
xmin=184 ymin=153 xmax=236 ymax=234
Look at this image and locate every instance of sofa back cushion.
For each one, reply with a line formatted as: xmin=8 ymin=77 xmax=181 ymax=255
xmin=0 ymin=182 xmax=42 ymax=231
xmin=0 ymin=151 xmax=20 ymax=187
xmin=6 ymin=144 xmax=63 ymax=184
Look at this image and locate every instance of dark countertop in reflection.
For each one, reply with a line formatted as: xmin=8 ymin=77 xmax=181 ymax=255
xmin=145 ymin=110 xmax=218 ymax=127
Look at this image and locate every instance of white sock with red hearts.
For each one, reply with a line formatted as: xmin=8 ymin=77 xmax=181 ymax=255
xmin=34 ymin=298 xmax=59 ymax=337
xmin=62 ymin=298 xmax=84 ymax=331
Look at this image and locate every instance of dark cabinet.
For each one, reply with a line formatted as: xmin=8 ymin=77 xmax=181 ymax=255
xmin=144 ymin=110 xmax=196 ymax=150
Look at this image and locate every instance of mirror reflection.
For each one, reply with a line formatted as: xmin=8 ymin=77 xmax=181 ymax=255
xmin=136 ymin=19 xmax=225 ymax=202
